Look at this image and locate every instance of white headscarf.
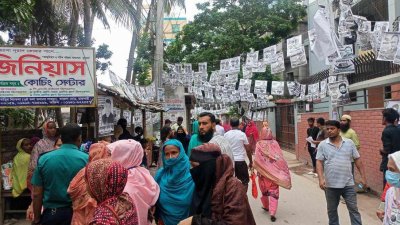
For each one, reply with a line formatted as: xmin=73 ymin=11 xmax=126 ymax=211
xmin=389 ymin=151 xmax=400 ymax=171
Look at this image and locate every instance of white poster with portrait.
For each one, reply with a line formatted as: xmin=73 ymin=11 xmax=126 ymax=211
xmin=309 ymin=83 xmax=320 ymax=100
xmin=287 ymin=81 xmax=301 ymax=96
xmin=377 ymin=32 xmax=400 ymax=61
xmin=271 ymin=52 xmax=285 ymax=74
xmin=320 ymin=79 xmax=328 ymax=98
xmin=252 ymin=61 xmax=267 ymax=73
xmin=246 ymin=52 xmax=259 ymax=68
xmin=263 ymin=45 xmax=277 ymax=64
xmin=123 ymin=110 xmax=132 ymax=127
xmin=329 ymin=80 xmax=351 ymax=106
xmin=198 ymin=62 xmax=207 ymax=73
xmin=113 ymin=108 xmax=121 ymax=125
xmin=98 ymin=95 xmax=114 ymax=137
xmin=239 ymin=79 xmax=252 ymax=93
xmin=290 ymin=46 xmax=308 ymax=68
xmin=254 ymin=80 xmax=268 ymax=95
xmin=134 ymin=110 xmax=143 ymax=128
xmin=287 ymin=35 xmax=303 ymax=57
xmin=229 ymin=56 xmax=241 ymax=73
xmin=386 ymin=101 xmax=400 ymax=115
xmin=271 ymin=81 xmax=284 ymax=96
xmin=333 ymin=45 xmax=355 ymax=75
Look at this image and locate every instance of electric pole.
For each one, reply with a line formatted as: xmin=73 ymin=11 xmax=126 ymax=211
xmin=153 ymin=0 xmax=164 ymax=94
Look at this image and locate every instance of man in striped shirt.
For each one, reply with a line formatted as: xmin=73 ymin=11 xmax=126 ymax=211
xmin=316 ymin=120 xmax=367 ymax=225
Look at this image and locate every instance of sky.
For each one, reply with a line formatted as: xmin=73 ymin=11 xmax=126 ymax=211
xmin=94 ymin=0 xmax=209 ymax=83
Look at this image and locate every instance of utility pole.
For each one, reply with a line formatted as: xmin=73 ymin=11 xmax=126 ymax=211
xmin=153 ymin=0 xmax=164 ymax=95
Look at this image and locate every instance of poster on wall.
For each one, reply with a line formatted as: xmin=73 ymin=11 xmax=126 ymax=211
xmin=98 ymin=96 xmax=114 ymax=137
xmin=0 ymin=46 xmax=96 ymax=108
xmin=113 ymin=108 xmax=121 ymax=125
xmin=123 ymin=110 xmax=132 ymax=127
xmin=386 ymin=101 xmax=400 ymax=114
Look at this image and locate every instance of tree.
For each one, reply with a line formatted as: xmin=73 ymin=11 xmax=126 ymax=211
xmin=134 ymin=32 xmax=152 ymax=85
xmin=96 ymin=43 xmax=113 ymax=71
xmin=165 ymin=0 xmax=306 ymax=81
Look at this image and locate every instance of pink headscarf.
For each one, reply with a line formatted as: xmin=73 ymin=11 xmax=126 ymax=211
xmin=108 ymin=140 xmax=160 ymax=225
xmin=245 ymin=120 xmax=259 ymax=142
xmin=260 ymin=127 xmax=273 ymax=140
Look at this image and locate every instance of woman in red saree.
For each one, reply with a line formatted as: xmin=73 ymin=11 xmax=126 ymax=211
xmin=254 ymin=122 xmax=291 ymax=222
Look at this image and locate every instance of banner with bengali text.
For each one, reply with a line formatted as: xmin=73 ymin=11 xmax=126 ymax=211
xmin=0 ymin=46 xmax=96 ymax=108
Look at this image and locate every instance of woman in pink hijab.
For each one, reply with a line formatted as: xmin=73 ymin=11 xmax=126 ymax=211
xmin=108 ymin=139 xmax=160 ymax=225
xmin=254 ymin=121 xmax=291 ymax=222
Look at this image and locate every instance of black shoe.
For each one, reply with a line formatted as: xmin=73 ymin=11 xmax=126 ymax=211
xmin=262 ymin=207 xmax=269 ymax=212
xmin=271 ymin=216 xmax=276 ymax=222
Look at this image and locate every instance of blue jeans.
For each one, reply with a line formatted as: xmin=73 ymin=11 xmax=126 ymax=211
xmin=325 ymin=186 xmax=362 ymax=225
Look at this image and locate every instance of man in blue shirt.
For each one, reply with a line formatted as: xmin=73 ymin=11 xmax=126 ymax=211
xmin=31 ymin=123 xmax=88 ymax=225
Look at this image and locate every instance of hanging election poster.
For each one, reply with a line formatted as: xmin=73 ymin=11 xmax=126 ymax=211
xmin=184 ymin=63 xmax=192 ymax=74
xmin=0 ymin=47 xmax=96 ymax=107
xmin=333 ymin=45 xmax=355 ymax=75
xmin=320 ymin=79 xmax=328 ymax=99
xmin=229 ymin=56 xmax=241 ymax=73
xmin=271 ymin=52 xmax=285 ymax=74
xmin=254 ymin=80 xmax=268 ymax=95
xmin=246 ymin=52 xmax=259 ymax=68
xmin=371 ymin=21 xmax=390 ymax=54
xmin=243 ymin=66 xmax=252 ymax=79
xmin=299 ymin=84 xmax=307 ymax=100
xmin=198 ymin=62 xmax=207 ymax=73
xmin=239 ymin=79 xmax=252 ymax=93
xmin=309 ymin=83 xmax=320 ymax=101
xmin=134 ymin=110 xmax=142 ymax=128
xmin=123 ymin=110 xmax=132 ymax=127
xmin=329 ymin=80 xmax=351 ymax=106
xmin=158 ymin=88 xmax=165 ymax=102
xmin=286 ymin=35 xmax=303 ymax=57
xmin=271 ymin=81 xmax=284 ymax=96
xmin=287 ymin=81 xmax=301 ymax=96
xmin=220 ymin=59 xmax=230 ymax=74
xmin=113 ymin=108 xmax=121 ymax=125
xmin=377 ymin=32 xmax=400 ymax=61
xmin=98 ymin=96 xmax=114 ymax=136
xmin=290 ymin=46 xmax=308 ymax=68
xmin=393 ymin=46 xmax=400 ymax=65
xmin=263 ymin=45 xmax=277 ymax=64
xmin=252 ymin=61 xmax=267 ymax=73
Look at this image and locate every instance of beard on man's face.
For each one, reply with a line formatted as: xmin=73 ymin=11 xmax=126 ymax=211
xmin=340 ymin=123 xmax=350 ymax=132
xmin=198 ymin=129 xmax=214 ymax=143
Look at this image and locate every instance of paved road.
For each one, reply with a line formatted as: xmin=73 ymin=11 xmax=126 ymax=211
xmin=248 ymin=151 xmax=381 ymax=225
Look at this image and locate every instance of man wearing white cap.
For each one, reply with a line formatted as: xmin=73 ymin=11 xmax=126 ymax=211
xmin=340 ymin=115 xmax=360 ymax=150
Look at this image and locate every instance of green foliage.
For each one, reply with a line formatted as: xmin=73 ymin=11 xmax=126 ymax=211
xmin=134 ymin=32 xmax=153 ymax=85
xmin=96 ymin=43 xmax=113 ymax=71
xmin=0 ymin=109 xmax=34 ymax=129
xmin=165 ymin=0 xmax=306 ymax=81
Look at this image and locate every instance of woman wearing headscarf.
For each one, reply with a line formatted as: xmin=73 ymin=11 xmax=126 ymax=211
xmin=67 ymin=141 xmax=110 ymax=225
xmin=188 ymin=121 xmax=203 ymax=156
xmin=86 ymin=158 xmax=138 ymax=225
xmin=254 ymin=122 xmax=291 ymax=222
xmin=378 ymin=151 xmax=400 ymax=223
xmin=28 ymin=121 xmax=58 ymax=187
xmin=155 ymin=139 xmax=194 ymax=225
xmin=245 ymin=120 xmax=259 ymax=155
xmin=179 ymin=143 xmax=256 ymax=225
xmin=175 ymin=126 xmax=189 ymax=154
xmin=11 ymin=138 xmax=33 ymax=197
xmin=109 ymin=139 xmax=160 ymax=225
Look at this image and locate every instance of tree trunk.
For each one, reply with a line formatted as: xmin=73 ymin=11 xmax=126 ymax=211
xmin=144 ymin=0 xmax=155 ymax=34
xmin=126 ymin=0 xmax=143 ymax=84
xmin=68 ymin=1 xmax=80 ymax=46
xmin=83 ymin=0 xmax=93 ymax=47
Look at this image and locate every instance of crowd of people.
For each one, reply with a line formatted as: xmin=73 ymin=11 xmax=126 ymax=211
xmin=5 ymin=107 xmax=400 ymax=225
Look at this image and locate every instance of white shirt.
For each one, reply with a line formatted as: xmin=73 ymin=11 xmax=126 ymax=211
xmin=210 ymin=134 xmax=234 ymax=165
xmin=215 ymin=125 xmax=225 ymax=136
xmin=224 ymin=129 xmax=249 ymax=161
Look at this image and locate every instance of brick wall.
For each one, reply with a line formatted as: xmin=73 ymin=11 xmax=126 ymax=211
xmin=295 ymin=109 xmax=385 ymax=194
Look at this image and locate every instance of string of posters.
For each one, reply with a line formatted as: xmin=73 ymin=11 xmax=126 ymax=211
xmin=162 ymin=0 xmax=397 ymax=113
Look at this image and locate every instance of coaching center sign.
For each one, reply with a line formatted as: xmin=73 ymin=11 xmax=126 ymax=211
xmin=0 ymin=47 xmax=96 ymax=108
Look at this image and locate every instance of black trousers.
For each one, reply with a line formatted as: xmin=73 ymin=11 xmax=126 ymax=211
xmin=235 ymin=161 xmax=250 ymax=191
xmin=308 ymin=147 xmax=317 ymax=169
xmin=41 ymin=207 xmax=73 ymax=225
